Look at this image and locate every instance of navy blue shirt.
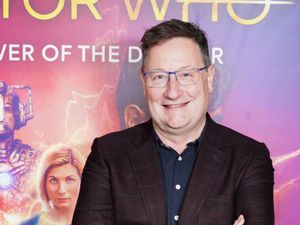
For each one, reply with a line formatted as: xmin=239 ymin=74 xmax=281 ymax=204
xmin=154 ymin=125 xmax=206 ymax=225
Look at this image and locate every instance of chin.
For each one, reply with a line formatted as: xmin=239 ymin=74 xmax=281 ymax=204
xmin=56 ymin=204 xmax=72 ymax=210
xmin=167 ymin=121 xmax=188 ymax=130
xmin=54 ymin=201 xmax=73 ymax=209
xmin=166 ymin=117 xmax=188 ymax=126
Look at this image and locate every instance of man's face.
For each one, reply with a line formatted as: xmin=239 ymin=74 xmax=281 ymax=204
xmin=142 ymin=37 xmax=214 ymax=135
xmin=0 ymin=95 xmax=16 ymax=136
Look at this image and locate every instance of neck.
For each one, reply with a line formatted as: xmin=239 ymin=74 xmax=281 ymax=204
xmin=153 ymin=119 xmax=206 ymax=154
xmin=47 ymin=205 xmax=75 ymax=224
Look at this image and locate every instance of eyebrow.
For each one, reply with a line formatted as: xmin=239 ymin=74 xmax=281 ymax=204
xmin=66 ymin=175 xmax=78 ymax=178
xmin=148 ymin=65 xmax=196 ymax=72
xmin=47 ymin=174 xmax=78 ymax=179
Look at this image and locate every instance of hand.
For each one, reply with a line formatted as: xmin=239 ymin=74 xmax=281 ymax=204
xmin=233 ymin=215 xmax=245 ymax=225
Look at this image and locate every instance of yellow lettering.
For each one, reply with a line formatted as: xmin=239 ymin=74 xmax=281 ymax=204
xmin=124 ymin=0 xmax=143 ymax=20
xmin=179 ymin=0 xmax=218 ymax=22
xmin=178 ymin=0 xmax=278 ymax=25
xmin=23 ymin=0 xmax=64 ymax=20
xmin=227 ymin=0 xmax=271 ymax=25
xmin=71 ymin=0 xmax=101 ymax=20
xmin=3 ymin=0 xmax=9 ymax=18
xmin=211 ymin=2 xmax=218 ymax=22
xmin=178 ymin=0 xmax=190 ymax=22
xmin=151 ymin=0 xmax=170 ymax=20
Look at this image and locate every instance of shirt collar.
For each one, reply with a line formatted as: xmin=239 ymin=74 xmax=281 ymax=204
xmin=152 ymin=118 xmax=208 ymax=153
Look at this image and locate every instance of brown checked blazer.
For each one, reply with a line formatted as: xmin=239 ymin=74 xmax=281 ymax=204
xmin=72 ymin=114 xmax=274 ymax=225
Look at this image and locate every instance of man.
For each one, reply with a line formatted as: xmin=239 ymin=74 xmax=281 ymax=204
xmin=72 ymin=19 xmax=274 ymax=225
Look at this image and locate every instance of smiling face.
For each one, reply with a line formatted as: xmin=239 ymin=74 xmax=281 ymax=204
xmin=142 ymin=37 xmax=214 ymax=136
xmin=45 ymin=163 xmax=81 ymax=210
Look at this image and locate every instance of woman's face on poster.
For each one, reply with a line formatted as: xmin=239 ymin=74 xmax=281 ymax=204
xmin=45 ymin=163 xmax=81 ymax=210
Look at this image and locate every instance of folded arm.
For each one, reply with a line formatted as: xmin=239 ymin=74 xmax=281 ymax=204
xmin=235 ymin=143 xmax=274 ymax=225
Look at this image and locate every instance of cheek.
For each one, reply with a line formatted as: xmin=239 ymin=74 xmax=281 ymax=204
xmin=69 ymin=181 xmax=81 ymax=196
xmin=185 ymin=85 xmax=203 ymax=99
xmin=145 ymin=89 xmax=162 ymax=104
xmin=192 ymin=79 xmax=210 ymax=98
xmin=46 ymin=183 xmax=57 ymax=198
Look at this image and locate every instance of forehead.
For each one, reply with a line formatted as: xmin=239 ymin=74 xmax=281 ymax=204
xmin=47 ymin=164 xmax=79 ymax=178
xmin=144 ymin=37 xmax=204 ymax=71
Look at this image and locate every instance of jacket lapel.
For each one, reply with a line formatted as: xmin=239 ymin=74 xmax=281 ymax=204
xmin=130 ymin=121 xmax=166 ymax=225
xmin=178 ymin=116 xmax=227 ymax=225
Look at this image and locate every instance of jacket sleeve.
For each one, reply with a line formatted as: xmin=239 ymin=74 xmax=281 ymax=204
xmin=72 ymin=138 xmax=114 ymax=225
xmin=235 ymin=143 xmax=274 ymax=225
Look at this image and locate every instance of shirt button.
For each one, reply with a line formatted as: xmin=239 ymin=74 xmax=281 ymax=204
xmin=175 ymin=184 xmax=181 ymax=190
xmin=178 ymin=156 xmax=182 ymax=161
xmin=174 ymin=215 xmax=179 ymax=221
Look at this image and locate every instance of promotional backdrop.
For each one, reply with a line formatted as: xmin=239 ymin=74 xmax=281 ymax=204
xmin=0 ymin=1 xmax=299 ymax=224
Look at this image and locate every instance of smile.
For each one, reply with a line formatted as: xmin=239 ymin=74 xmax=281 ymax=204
xmin=162 ymin=101 xmax=190 ymax=108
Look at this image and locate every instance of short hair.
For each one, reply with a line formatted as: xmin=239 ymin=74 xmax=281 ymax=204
xmin=37 ymin=144 xmax=85 ymax=206
xmin=141 ymin=19 xmax=211 ymax=68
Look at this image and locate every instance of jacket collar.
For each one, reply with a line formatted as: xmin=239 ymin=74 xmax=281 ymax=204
xmin=178 ymin=114 xmax=227 ymax=225
xmin=130 ymin=114 xmax=227 ymax=225
xmin=130 ymin=119 xmax=166 ymax=225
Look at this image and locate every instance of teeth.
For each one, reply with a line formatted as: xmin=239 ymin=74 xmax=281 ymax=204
xmin=165 ymin=103 xmax=185 ymax=108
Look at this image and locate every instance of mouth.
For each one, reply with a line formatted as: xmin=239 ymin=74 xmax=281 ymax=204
xmin=57 ymin=198 xmax=71 ymax=202
xmin=162 ymin=101 xmax=190 ymax=109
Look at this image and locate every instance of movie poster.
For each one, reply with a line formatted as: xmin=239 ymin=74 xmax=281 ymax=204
xmin=0 ymin=1 xmax=299 ymax=224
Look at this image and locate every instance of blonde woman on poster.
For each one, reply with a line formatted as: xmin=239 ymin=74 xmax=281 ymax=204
xmin=20 ymin=144 xmax=84 ymax=225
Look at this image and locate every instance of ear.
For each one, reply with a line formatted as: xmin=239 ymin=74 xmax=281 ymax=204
xmin=124 ymin=104 xmax=146 ymax=128
xmin=207 ymin=64 xmax=215 ymax=93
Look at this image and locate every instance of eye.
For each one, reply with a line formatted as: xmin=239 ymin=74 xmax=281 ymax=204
xmin=66 ymin=176 xmax=76 ymax=184
xmin=179 ymin=70 xmax=194 ymax=77
xmin=49 ymin=177 xmax=58 ymax=184
xmin=151 ymin=73 xmax=167 ymax=81
xmin=182 ymin=72 xmax=192 ymax=77
xmin=177 ymin=69 xmax=196 ymax=80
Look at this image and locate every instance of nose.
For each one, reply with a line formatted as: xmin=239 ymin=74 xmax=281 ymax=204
xmin=164 ymin=74 xmax=183 ymax=99
xmin=58 ymin=181 xmax=67 ymax=194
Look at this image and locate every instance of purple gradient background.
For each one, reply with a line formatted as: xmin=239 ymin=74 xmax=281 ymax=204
xmin=0 ymin=1 xmax=299 ymax=224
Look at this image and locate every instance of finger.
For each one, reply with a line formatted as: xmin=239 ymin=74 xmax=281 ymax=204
xmin=233 ymin=215 xmax=245 ymax=225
